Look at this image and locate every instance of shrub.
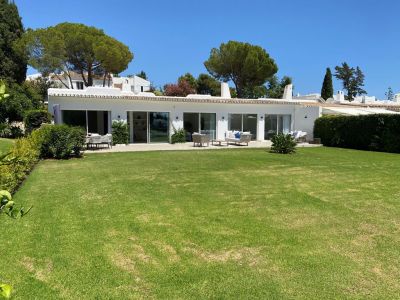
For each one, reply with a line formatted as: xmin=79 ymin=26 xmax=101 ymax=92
xmin=0 ymin=123 xmax=11 ymax=138
xmin=0 ymin=123 xmax=23 ymax=138
xmin=270 ymin=133 xmax=297 ymax=154
xmin=111 ymin=121 xmax=129 ymax=145
xmin=0 ymin=134 xmax=41 ymax=193
xmin=33 ymin=124 xmax=86 ymax=159
xmin=171 ymin=127 xmax=186 ymax=144
xmin=24 ymin=109 xmax=51 ymax=133
xmin=314 ymin=114 xmax=400 ymax=153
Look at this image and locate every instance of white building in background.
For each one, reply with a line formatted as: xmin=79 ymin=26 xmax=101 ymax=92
xmin=27 ymin=72 xmax=151 ymax=94
xmin=47 ymin=82 xmax=400 ymax=144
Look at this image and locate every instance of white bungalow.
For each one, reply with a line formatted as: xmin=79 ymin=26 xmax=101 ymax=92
xmin=47 ymin=82 xmax=400 ymax=144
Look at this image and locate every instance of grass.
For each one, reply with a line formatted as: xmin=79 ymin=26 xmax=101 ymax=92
xmin=2 ymin=147 xmax=400 ymax=299
xmin=0 ymin=138 xmax=14 ymax=154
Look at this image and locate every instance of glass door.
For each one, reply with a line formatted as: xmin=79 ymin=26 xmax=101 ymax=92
xmin=149 ymin=112 xmax=169 ymax=143
xmin=132 ymin=112 xmax=148 ymax=143
xmin=242 ymin=114 xmax=257 ymax=140
xmin=183 ymin=113 xmax=199 ymax=141
xmin=200 ymin=113 xmax=216 ymax=140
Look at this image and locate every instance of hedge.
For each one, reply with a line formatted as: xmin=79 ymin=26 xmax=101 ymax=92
xmin=0 ymin=125 xmax=86 ymax=193
xmin=32 ymin=124 xmax=86 ymax=159
xmin=0 ymin=134 xmax=41 ymax=193
xmin=314 ymin=114 xmax=400 ymax=153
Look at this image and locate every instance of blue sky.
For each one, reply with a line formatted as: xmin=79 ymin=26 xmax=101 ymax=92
xmin=16 ymin=0 xmax=400 ymax=98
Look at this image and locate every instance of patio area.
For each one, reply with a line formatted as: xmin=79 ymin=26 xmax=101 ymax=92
xmin=85 ymin=141 xmax=321 ymax=153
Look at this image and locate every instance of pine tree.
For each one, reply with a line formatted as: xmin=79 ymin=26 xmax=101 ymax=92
xmin=0 ymin=0 xmax=27 ymax=83
xmin=321 ymin=68 xmax=333 ymax=100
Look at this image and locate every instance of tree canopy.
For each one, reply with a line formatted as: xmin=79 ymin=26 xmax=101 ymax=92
xmin=204 ymin=41 xmax=278 ymax=98
xmin=17 ymin=22 xmax=133 ymax=88
xmin=0 ymin=0 xmax=27 ymax=83
xmin=136 ymin=71 xmax=147 ymax=80
xmin=265 ymin=76 xmax=292 ymax=99
xmin=334 ymin=62 xmax=366 ymax=101
xmin=178 ymin=73 xmax=197 ymax=90
xmin=321 ymin=68 xmax=333 ymax=100
xmin=196 ymin=74 xmax=220 ymax=96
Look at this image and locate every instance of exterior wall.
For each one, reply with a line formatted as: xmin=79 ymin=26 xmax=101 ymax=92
xmin=48 ymin=95 xmax=321 ymax=142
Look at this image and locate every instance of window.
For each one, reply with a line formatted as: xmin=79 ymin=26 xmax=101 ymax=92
xmin=76 ymin=82 xmax=84 ymax=90
xmin=141 ymin=86 xmax=144 ymax=92
xmin=228 ymin=114 xmax=257 ymax=140
xmin=62 ymin=110 xmax=110 ymax=134
xmin=264 ymin=114 xmax=291 ymax=139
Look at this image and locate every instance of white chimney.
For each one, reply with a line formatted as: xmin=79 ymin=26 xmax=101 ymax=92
xmin=282 ymin=84 xmax=293 ymax=100
xmin=338 ymin=91 xmax=345 ymax=102
xmin=221 ymin=82 xmax=231 ymax=98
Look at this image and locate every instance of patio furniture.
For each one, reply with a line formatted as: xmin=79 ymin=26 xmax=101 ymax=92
xmin=225 ymin=131 xmax=252 ymax=146
xmin=290 ymin=131 xmax=307 ymax=143
xmin=86 ymin=133 xmax=113 ymax=149
xmin=192 ymin=133 xmax=210 ymax=147
xmin=211 ymin=139 xmax=227 ymax=146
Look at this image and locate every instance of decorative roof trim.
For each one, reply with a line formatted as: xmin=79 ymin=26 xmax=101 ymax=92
xmin=48 ymin=92 xmax=317 ymax=106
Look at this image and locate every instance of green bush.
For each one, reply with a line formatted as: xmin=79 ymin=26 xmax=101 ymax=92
xmin=111 ymin=121 xmax=129 ymax=145
xmin=270 ymin=133 xmax=297 ymax=154
xmin=314 ymin=114 xmax=400 ymax=153
xmin=24 ymin=109 xmax=51 ymax=133
xmin=33 ymin=125 xmax=86 ymax=159
xmin=0 ymin=123 xmax=23 ymax=138
xmin=0 ymin=135 xmax=41 ymax=193
xmin=171 ymin=127 xmax=186 ymax=144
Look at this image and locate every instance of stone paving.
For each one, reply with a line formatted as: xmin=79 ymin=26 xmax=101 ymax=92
xmin=85 ymin=141 xmax=321 ymax=154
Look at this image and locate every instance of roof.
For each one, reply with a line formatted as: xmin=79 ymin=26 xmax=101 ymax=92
xmin=48 ymin=87 xmax=318 ymax=106
xmin=322 ymin=107 xmax=400 ymax=115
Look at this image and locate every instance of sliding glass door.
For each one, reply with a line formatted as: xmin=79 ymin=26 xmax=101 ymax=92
xmin=184 ymin=113 xmax=216 ymax=140
xmin=149 ymin=112 xmax=169 ymax=143
xmin=128 ymin=111 xmax=170 ymax=143
xmin=228 ymin=113 xmax=257 ymax=140
xmin=264 ymin=114 xmax=291 ymax=139
xmin=200 ymin=113 xmax=216 ymax=140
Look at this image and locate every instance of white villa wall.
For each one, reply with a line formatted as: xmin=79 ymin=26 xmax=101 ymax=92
xmin=48 ymin=94 xmax=320 ymax=141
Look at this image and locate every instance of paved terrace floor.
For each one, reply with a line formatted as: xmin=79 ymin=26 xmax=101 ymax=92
xmin=85 ymin=141 xmax=321 ymax=153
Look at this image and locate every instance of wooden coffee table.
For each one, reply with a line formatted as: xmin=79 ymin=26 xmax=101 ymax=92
xmin=211 ymin=139 xmax=227 ymax=146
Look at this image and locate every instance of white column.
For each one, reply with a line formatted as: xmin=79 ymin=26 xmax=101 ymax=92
xmin=217 ymin=112 xmax=228 ymax=140
xmin=257 ymin=113 xmax=265 ymax=141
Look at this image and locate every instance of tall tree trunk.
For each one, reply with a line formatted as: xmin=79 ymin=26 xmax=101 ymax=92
xmin=87 ymin=64 xmax=93 ymax=87
xmin=79 ymin=68 xmax=88 ymax=87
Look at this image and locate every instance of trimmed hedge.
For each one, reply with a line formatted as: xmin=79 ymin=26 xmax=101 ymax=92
xmin=0 ymin=124 xmax=86 ymax=193
xmin=0 ymin=134 xmax=41 ymax=193
xmin=24 ymin=109 xmax=52 ymax=133
xmin=314 ymin=114 xmax=400 ymax=153
xmin=32 ymin=124 xmax=86 ymax=159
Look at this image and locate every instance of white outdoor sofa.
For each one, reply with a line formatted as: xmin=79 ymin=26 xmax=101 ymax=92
xmin=225 ymin=131 xmax=252 ymax=146
xmin=86 ymin=133 xmax=113 ymax=149
xmin=290 ymin=131 xmax=307 ymax=143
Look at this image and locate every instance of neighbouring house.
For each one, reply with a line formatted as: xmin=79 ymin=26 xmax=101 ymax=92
xmin=47 ymin=82 xmax=400 ymax=143
xmin=27 ymin=72 xmax=151 ymax=93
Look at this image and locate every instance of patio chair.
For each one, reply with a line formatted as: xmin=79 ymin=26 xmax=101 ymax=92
xmin=192 ymin=133 xmax=210 ymax=147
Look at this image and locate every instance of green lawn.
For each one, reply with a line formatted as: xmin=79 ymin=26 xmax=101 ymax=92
xmin=0 ymin=138 xmax=14 ymax=153
xmin=2 ymin=147 xmax=400 ymax=299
